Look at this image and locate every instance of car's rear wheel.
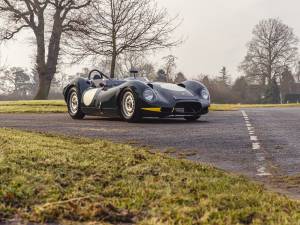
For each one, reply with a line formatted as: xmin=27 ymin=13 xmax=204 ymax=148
xmin=67 ymin=87 xmax=85 ymax=120
xmin=184 ymin=115 xmax=200 ymax=121
xmin=120 ymin=89 xmax=141 ymax=122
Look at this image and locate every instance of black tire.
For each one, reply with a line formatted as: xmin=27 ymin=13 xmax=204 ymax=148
xmin=184 ymin=115 xmax=201 ymax=121
xmin=119 ymin=88 xmax=142 ymax=122
xmin=67 ymin=87 xmax=85 ymax=120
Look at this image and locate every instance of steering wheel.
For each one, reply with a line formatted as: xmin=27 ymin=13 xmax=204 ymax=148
xmin=88 ymin=69 xmax=111 ymax=80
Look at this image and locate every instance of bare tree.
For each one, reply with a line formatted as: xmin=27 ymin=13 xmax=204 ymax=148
xmin=0 ymin=0 xmax=91 ymax=99
xmin=119 ymin=52 xmax=156 ymax=79
xmin=94 ymin=52 xmax=156 ymax=79
xmin=66 ymin=0 xmax=181 ymax=78
xmin=0 ymin=51 xmax=8 ymax=94
xmin=155 ymin=69 xmax=167 ymax=82
xmin=174 ymin=72 xmax=186 ymax=83
xmin=296 ymin=61 xmax=300 ymax=83
xmin=240 ymin=18 xmax=299 ymax=85
xmin=162 ymin=55 xmax=177 ymax=82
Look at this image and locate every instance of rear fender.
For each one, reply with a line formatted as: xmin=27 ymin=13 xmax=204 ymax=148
xmin=63 ymin=78 xmax=91 ymax=102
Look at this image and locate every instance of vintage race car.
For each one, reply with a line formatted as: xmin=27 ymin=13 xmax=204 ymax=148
xmin=63 ymin=69 xmax=210 ymax=122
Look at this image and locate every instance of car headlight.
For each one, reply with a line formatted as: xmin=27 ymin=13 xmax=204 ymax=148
xmin=201 ymin=89 xmax=210 ymax=100
xmin=143 ymin=89 xmax=155 ymax=102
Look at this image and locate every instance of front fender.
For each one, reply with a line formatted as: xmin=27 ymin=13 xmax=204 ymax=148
xmin=116 ymin=80 xmax=151 ymax=102
xmin=181 ymin=80 xmax=207 ymax=94
xmin=181 ymin=80 xmax=210 ymax=102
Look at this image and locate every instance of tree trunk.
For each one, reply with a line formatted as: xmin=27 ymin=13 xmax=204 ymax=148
xmin=33 ymin=21 xmax=49 ymax=100
xmin=34 ymin=11 xmax=62 ymax=100
xmin=110 ymin=20 xmax=117 ymax=78
xmin=110 ymin=53 xmax=117 ymax=78
xmin=34 ymin=78 xmax=52 ymax=100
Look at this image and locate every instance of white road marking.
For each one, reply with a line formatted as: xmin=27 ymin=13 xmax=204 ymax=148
xmin=257 ymin=167 xmax=272 ymax=176
xmin=250 ymin=136 xmax=258 ymax=141
xmin=257 ymin=166 xmax=266 ymax=173
xmin=252 ymin=142 xmax=260 ymax=150
xmin=257 ymin=172 xmax=272 ymax=176
xmin=241 ymin=110 xmax=271 ymax=177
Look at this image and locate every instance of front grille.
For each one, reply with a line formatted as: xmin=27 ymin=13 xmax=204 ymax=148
xmin=174 ymin=102 xmax=202 ymax=114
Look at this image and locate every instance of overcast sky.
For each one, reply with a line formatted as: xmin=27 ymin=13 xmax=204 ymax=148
xmin=1 ymin=0 xmax=300 ymax=79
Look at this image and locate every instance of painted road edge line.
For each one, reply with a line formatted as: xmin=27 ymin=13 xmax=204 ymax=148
xmin=241 ymin=110 xmax=272 ymax=177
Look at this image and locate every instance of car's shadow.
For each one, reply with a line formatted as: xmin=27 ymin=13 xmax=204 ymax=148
xmin=84 ymin=116 xmax=210 ymax=124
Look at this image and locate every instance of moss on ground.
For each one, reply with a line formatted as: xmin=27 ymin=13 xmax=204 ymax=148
xmin=0 ymin=129 xmax=299 ymax=224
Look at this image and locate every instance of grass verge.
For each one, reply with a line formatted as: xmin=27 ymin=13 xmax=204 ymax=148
xmin=1 ymin=100 xmax=300 ymax=114
xmin=0 ymin=129 xmax=300 ymax=224
xmin=0 ymin=100 xmax=66 ymax=113
xmin=210 ymin=103 xmax=300 ymax=111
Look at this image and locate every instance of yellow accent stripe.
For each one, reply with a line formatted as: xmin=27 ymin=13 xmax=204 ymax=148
xmin=142 ymin=108 xmax=161 ymax=112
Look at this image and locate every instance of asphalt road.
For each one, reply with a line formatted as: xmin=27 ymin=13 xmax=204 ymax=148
xmin=1 ymin=108 xmax=300 ymax=195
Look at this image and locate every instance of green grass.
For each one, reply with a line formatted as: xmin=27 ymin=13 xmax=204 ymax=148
xmin=0 ymin=129 xmax=299 ymax=224
xmin=210 ymin=103 xmax=300 ymax=111
xmin=1 ymin=100 xmax=300 ymax=113
xmin=0 ymin=100 xmax=66 ymax=113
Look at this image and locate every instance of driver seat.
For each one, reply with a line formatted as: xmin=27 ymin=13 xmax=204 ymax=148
xmin=91 ymin=74 xmax=106 ymax=88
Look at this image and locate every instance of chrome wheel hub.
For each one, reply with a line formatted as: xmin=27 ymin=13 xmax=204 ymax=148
xmin=122 ymin=92 xmax=135 ymax=118
xmin=69 ymin=92 xmax=79 ymax=114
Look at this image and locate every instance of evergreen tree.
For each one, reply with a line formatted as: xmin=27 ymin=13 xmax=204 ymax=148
xmin=218 ymin=66 xmax=230 ymax=85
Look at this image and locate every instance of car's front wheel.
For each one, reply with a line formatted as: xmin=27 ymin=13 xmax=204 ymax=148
xmin=67 ymin=87 xmax=85 ymax=120
xmin=120 ymin=89 xmax=141 ymax=122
